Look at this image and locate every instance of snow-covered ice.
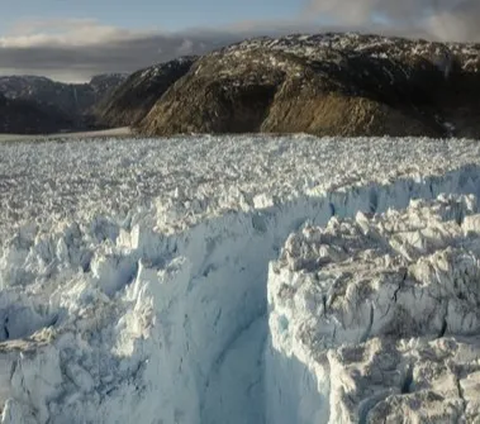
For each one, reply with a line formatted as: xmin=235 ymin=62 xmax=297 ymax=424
xmin=2 ymin=135 xmax=480 ymax=423
xmin=267 ymin=194 xmax=480 ymax=423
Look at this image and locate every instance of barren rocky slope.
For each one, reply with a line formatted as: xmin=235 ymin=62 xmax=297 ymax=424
xmin=94 ymin=57 xmax=198 ymax=127
xmin=134 ymin=33 xmax=480 ymax=138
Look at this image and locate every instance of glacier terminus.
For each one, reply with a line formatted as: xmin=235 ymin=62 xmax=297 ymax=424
xmin=2 ymin=135 xmax=480 ymax=423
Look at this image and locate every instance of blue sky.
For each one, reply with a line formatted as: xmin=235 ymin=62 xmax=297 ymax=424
xmin=1 ymin=0 xmax=303 ymax=34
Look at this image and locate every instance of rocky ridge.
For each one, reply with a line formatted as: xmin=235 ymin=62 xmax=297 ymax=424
xmin=133 ymin=32 xmax=480 ymax=138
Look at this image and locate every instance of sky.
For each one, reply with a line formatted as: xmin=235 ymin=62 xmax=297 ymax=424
xmin=0 ymin=0 xmax=478 ymax=82
xmin=0 ymin=0 xmax=301 ymax=32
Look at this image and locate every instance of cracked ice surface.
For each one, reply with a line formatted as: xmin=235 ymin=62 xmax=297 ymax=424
xmin=268 ymin=194 xmax=480 ymax=423
xmin=2 ymin=135 xmax=480 ymax=423
xmin=2 ymin=135 xmax=480 ymax=237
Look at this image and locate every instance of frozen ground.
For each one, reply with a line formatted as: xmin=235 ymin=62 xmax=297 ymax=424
xmin=2 ymin=135 xmax=480 ymax=423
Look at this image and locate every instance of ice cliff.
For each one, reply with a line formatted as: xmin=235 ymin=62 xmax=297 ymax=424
xmin=267 ymin=194 xmax=480 ymax=423
xmin=2 ymin=135 xmax=480 ymax=423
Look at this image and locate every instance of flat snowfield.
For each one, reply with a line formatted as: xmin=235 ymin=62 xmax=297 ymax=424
xmin=2 ymin=135 xmax=480 ymax=423
xmin=0 ymin=126 xmax=131 ymax=143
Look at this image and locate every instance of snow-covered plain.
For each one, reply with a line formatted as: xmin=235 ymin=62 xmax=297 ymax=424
xmin=0 ymin=127 xmax=131 ymax=144
xmin=2 ymin=135 xmax=480 ymax=423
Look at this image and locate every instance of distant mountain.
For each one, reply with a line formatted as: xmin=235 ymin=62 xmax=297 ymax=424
xmin=5 ymin=33 xmax=480 ymax=137
xmin=0 ymin=73 xmax=127 ymax=133
xmin=94 ymin=57 xmax=198 ymax=128
xmin=0 ymin=92 xmax=74 ymax=134
xmin=126 ymin=32 xmax=480 ymax=138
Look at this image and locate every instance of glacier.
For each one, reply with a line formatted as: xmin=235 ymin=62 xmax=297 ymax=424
xmin=2 ymin=135 xmax=480 ymax=423
xmin=267 ymin=193 xmax=480 ymax=423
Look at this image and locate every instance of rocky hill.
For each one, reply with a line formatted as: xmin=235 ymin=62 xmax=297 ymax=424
xmin=132 ymin=33 xmax=480 ymax=138
xmin=94 ymin=56 xmax=197 ymax=128
xmin=0 ymin=74 xmax=126 ymax=133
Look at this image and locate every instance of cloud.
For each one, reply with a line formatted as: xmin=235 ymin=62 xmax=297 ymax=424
xmin=0 ymin=20 xmax=238 ymax=81
xmin=0 ymin=18 xmax=327 ymax=82
xmin=427 ymin=0 xmax=480 ymax=41
xmin=0 ymin=18 xmax=159 ymax=48
xmin=304 ymin=0 xmax=480 ymax=42
xmin=0 ymin=7 xmax=478 ymax=83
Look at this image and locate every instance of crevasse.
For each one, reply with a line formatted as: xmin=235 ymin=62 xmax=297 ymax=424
xmin=1 ymin=164 xmax=480 ymax=424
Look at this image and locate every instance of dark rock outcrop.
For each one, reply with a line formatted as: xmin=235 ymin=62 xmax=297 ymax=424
xmin=93 ymin=57 xmax=198 ymax=128
xmin=135 ymin=33 xmax=480 ymax=138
